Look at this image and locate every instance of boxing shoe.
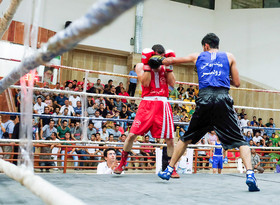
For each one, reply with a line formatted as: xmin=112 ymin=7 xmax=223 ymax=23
xmin=171 ymin=169 xmax=180 ymax=178
xmin=114 ymin=151 xmax=128 ymax=174
xmin=246 ymin=170 xmax=260 ymax=192
xmin=158 ymin=165 xmax=174 ymax=180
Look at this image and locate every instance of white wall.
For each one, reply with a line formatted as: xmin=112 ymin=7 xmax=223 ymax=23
xmin=1 ymin=0 xmax=280 ymax=89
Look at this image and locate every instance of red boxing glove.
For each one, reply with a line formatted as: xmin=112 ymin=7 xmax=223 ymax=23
xmin=165 ymin=49 xmax=176 ymax=72
xmin=142 ymin=48 xmax=155 ymax=65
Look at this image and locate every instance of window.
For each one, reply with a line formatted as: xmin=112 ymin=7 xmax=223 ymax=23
xmin=171 ymin=0 xmax=215 ymax=10
xmin=232 ymin=0 xmax=280 ymax=9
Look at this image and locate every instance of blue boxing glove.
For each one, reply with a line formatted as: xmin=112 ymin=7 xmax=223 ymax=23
xmin=223 ymin=157 xmax=228 ymax=164
xmin=209 ymin=157 xmax=213 ymax=164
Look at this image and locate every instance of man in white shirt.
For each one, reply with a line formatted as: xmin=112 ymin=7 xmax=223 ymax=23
xmin=69 ymin=94 xmax=81 ymax=108
xmin=60 ymin=100 xmax=75 ymax=116
xmin=34 ymin=96 xmax=48 ymax=114
xmin=97 ymin=148 xmax=121 ymax=174
xmin=240 ymin=114 xmax=250 ymax=128
xmin=253 ymin=132 xmax=263 ymax=146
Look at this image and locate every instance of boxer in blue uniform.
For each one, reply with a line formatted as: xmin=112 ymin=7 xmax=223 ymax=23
xmin=157 ymin=33 xmax=260 ymax=192
xmin=210 ymin=138 xmax=228 ymax=174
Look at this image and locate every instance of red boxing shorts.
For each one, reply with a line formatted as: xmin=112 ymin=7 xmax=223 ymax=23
xmin=130 ymin=97 xmax=174 ymax=139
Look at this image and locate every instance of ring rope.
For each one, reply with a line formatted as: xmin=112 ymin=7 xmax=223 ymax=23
xmin=0 ymin=0 xmax=144 ymax=94
xmin=10 ymin=85 xmax=280 ymax=112
xmin=0 ymin=159 xmax=85 ymax=205
xmin=1 ymin=57 xmax=280 ymax=94
xmin=1 ymin=139 xmax=280 ymax=150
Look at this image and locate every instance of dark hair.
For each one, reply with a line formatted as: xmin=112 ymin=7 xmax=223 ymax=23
xmin=133 ymin=65 xmax=136 ymax=69
xmin=46 ymin=137 xmax=52 ymax=141
xmin=65 ymin=131 xmax=71 ymax=135
xmin=49 ymin=119 xmax=55 ymax=123
xmin=73 ymin=80 xmax=77 ymax=82
xmin=89 ymin=121 xmax=94 ymax=125
xmin=121 ymin=134 xmax=126 ymax=137
xmin=37 ymin=96 xmax=42 ymax=100
xmin=152 ymin=44 xmax=165 ymax=54
xmin=258 ymin=118 xmax=262 ymax=121
xmin=51 ymin=132 xmax=57 ymax=138
xmin=10 ymin=115 xmax=17 ymax=120
xmin=270 ymin=118 xmax=273 ymax=120
xmin=201 ymin=33 xmax=219 ymax=49
xmin=109 ymin=134 xmax=114 ymax=137
xmin=62 ymin=120 xmax=68 ymax=123
xmin=108 ymin=79 xmax=113 ymax=83
xmin=103 ymin=148 xmax=116 ymax=158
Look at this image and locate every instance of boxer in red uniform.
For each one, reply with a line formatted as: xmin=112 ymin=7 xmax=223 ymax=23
xmin=114 ymin=44 xmax=179 ymax=177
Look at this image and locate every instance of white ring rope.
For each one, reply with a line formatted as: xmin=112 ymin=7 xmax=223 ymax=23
xmin=1 ymin=139 xmax=280 ymax=150
xmin=0 ymin=159 xmax=85 ymax=205
xmin=10 ymin=85 xmax=280 ymax=112
xmin=0 ymin=0 xmax=144 ymax=94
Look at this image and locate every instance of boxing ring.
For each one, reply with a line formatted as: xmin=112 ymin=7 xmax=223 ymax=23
xmin=0 ymin=173 xmax=279 ymax=205
xmin=1 ymin=0 xmax=280 ymax=204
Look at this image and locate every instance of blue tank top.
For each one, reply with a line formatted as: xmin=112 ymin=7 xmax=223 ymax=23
xmin=196 ymin=52 xmax=230 ymax=90
xmin=214 ymin=141 xmax=223 ymax=156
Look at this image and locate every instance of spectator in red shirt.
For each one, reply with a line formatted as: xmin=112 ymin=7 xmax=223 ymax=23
xmin=118 ymin=87 xmax=129 ymax=103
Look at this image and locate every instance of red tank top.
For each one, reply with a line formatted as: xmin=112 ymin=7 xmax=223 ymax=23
xmin=141 ymin=66 xmax=169 ymax=97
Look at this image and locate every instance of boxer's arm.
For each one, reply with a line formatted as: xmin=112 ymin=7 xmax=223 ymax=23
xmin=162 ymin=53 xmax=199 ymax=65
xmin=166 ymin=72 xmax=175 ymax=87
xmin=136 ymin=63 xmax=151 ymax=87
xmin=227 ymin=53 xmax=240 ymax=88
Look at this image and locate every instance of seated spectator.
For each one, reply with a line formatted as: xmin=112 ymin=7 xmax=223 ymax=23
xmin=187 ymin=91 xmax=196 ymax=101
xmin=239 ymin=109 xmax=246 ymax=119
xmin=71 ymin=121 xmax=82 ymax=140
xmin=116 ymin=134 xmax=127 ymax=157
xmin=128 ymin=100 xmax=138 ymax=112
xmin=129 ymin=138 xmax=143 ymax=169
xmin=91 ymin=110 xmax=104 ymax=133
xmin=173 ymin=109 xmax=180 ymax=123
xmin=253 ymin=132 xmax=263 ymax=146
xmin=177 ymin=94 xmax=184 ymax=109
xmin=40 ymin=106 xmax=52 ymax=128
xmin=94 ymin=79 xmax=104 ymax=94
xmin=109 ymin=124 xmax=122 ymax=141
xmin=186 ymin=85 xmax=195 ymax=94
xmin=95 ymin=97 xmax=106 ymax=107
xmin=104 ymin=79 xmax=114 ymax=94
xmin=244 ymin=131 xmax=253 ymax=144
xmin=69 ymin=94 xmax=81 ymax=108
xmin=140 ymin=135 xmax=155 ymax=168
xmin=194 ymin=85 xmax=199 ymax=97
xmin=60 ymin=132 xmax=78 ymax=170
xmin=120 ymin=106 xmax=129 ymax=130
xmin=33 ymin=90 xmax=44 ymax=103
xmin=41 ymin=120 xmax=57 ymax=140
xmin=54 ymin=93 xmax=68 ymax=109
xmin=189 ymin=105 xmax=195 ymax=116
xmin=106 ymin=86 xmax=117 ymax=101
xmin=32 ymin=118 xmax=39 ymax=140
xmin=65 ymin=81 xmax=74 ymax=91
xmin=97 ymin=103 xmax=108 ymax=118
xmin=34 ymin=96 xmax=48 ymax=114
xmin=177 ymin=84 xmax=185 ymax=95
xmin=100 ymin=126 xmax=109 ymax=141
xmin=169 ymin=85 xmax=180 ymax=98
xmin=58 ymin=108 xmax=71 ymax=126
xmin=87 ymin=83 xmax=96 ymax=93
xmin=250 ymin=116 xmax=258 ymax=126
xmin=72 ymin=80 xmax=77 ymax=89
xmin=87 ymin=122 xmax=96 ymax=140
xmin=86 ymin=96 xmax=95 ymax=108
xmin=249 ymin=140 xmax=254 ymax=147
xmin=44 ymin=95 xmax=53 ymax=111
xmin=116 ymin=82 xmax=124 ymax=95
xmin=60 ymin=100 xmax=75 ymax=116
xmin=52 ymin=107 xmax=60 ymax=127
xmin=87 ymin=103 xmax=98 ymax=117
xmin=57 ymin=120 xmax=71 ymax=140
xmin=114 ymin=98 xmax=124 ymax=112
xmin=107 ymin=98 xmax=115 ymax=111
xmin=97 ymin=148 xmax=119 ymax=174
xmin=107 ymin=134 xmax=116 ymax=145
xmin=39 ymin=137 xmax=55 ymax=172
xmin=75 ymin=144 xmax=90 ymax=167
xmin=74 ymin=101 xmax=82 ymax=115
xmin=179 ymin=117 xmax=189 ymax=137
xmin=251 ymin=149 xmax=264 ymax=173
xmin=266 ymin=118 xmax=276 ymax=137
xmin=86 ymin=134 xmax=102 ymax=166
xmin=118 ymin=87 xmax=129 ymax=103
xmin=206 ymin=131 xmax=217 ymax=145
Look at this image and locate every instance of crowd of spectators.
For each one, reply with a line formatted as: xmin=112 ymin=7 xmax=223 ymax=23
xmin=0 ymin=73 xmax=279 ymax=172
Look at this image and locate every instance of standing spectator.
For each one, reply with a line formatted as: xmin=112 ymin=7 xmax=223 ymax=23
xmin=3 ymin=116 xmax=18 ymax=159
xmin=118 ymin=88 xmax=129 ymax=103
xmin=60 ymin=132 xmax=78 ymax=170
xmin=94 ymin=79 xmax=104 ymax=94
xmin=57 ymin=120 xmax=71 ymax=140
xmin=104 ymin=79 xmax=114 ymax=94
xmin=127 ymin=65 xmax=138 ymax=97
xmin=69 ymin=94 xmax=81 ymax=108
xmin=39 ymin=137 xmax=55 ymax=172
xmin=50 ymin=132 xmax=60 ymax=170
xmin=0 ymin=116 xmax=6 ymax=139
xmin=116 ymin=82 xmax=124 ymax=95
xmin=41 ymin=120 xmax=57 ymax=140
xmin=60 ymin=100 xmax=75 ymax=116
xmin=34 ymin=96 xmax=48 ymax=114
xmin=91 ymin=110 xmax=104 ymax=133
xmin=97 ymin=148 xmax=119 ymax=174
xmin=54 ymin=93 xmax=68 ymax=109
xmin=251 ymin=149 xmax=264 ymax=173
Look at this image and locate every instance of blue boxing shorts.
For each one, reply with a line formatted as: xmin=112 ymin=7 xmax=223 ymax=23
xmin=212 ymin=155 xmax=223 ymax=169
